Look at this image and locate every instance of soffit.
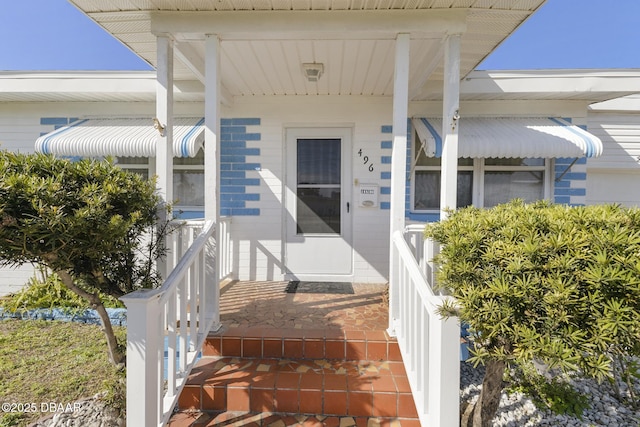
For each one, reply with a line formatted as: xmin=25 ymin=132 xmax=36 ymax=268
xmin=67 ymin=0 xmax=545 ymax=101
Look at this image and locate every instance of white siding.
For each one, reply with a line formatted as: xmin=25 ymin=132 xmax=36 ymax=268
xmin=587 ymin=112 xmax=640 ymax=206
xmin=226 ymin=96 xmax=393 ymax=283
xmin=587 ymin=171 xmax=640 ymax=207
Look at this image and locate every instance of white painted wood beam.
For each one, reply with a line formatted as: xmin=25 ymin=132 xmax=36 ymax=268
xmin=409 ymin=37 xmax=446 ymax=100
xmin=388 ymin=32 xmax=410 ymax=336
xmin=204 ymin=34 xmax=222 ymax=331
xmin=151 ymin=10 xmax=467 ymax=40
xmin=440 ymin=34 xmax=461 ymax=220
xmin=174 ymin=41 xmax=232 ymax=105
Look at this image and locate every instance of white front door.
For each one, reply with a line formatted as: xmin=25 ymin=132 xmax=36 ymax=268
xmin=284 ymin=127 xmax=353 ymax=280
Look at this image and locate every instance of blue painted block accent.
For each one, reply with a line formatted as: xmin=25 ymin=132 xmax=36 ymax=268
xmin=224 ymin=193 xmax=260 ymax=201
xmin=380 ymin=187 xmax=391 ymax=195
xmin=380 ymin=202 xmax=391 ymax=210
xmin=229 ymin=118 xmax=261 ymax=126
xmin=381 ymin=141 xmax=392 ymax=149
xmin=222 ymin=148 xmax=260 ymax=156
xmin=554 ymin=188 xmax=586 ymax=196
xmin=554 ymin=196 xmax=571 ymax=204
xmin=231 ymin=208 xmax=260 ymax=216
xmin=381 ymin=125 xmax=392 ymax=134
xmin=239 ymin=148 xmax=261 ymax=156
xmin=221 ymin=140 xmax=247 ymax=148
xmin=220 ymin=117 xmax=262 ymax=217
xmin=221 ymin=200 xmax=246 ymax=209
xmin=232 ymin=163 xmax=261 ymax=171
xmin=380 ymin=172 xmax=391 ymax=180
xmin=221 ymin=186 xmax=246 ymax=194
xmin=221 ymin=155 xmax=246 ymax=163
xmin=381 ymin=156 xmax=392 ymax=164
xmin=554 ymin=180 xmax=571 ymax=188
xmin=555 ymin=157 xmax=577 ymax=165
xmin=556 ymin=172 xmax=587 ymax=181
xmin=40 ymin=117 xmax=69 ymax=125
xmin=555 ymin=164 xmax=571 ymax=173
xmin=220 ymin=208 xmax=232 ymax=216
xmin=223 ymin=178 xmax=260 ymax=186
xmin=221 ymin=171 xmax=246 ymax=178
xmin=235 ymin=133 xmax=261 ymax=141
xmin=224 ymin=126 xmax=247 ymax=134
xmin=407 ymin=212 xmax=440 ymax=222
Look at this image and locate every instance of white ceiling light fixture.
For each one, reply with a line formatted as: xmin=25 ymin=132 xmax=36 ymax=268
xmin=302 ymin=62 xmax=324 ymax=82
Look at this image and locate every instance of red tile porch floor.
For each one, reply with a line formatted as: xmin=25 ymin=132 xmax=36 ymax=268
xmin=169 ymin=281 xmax=419 ymax=427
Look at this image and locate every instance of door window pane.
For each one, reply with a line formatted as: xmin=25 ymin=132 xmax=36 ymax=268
xmin=297 ymin=139 xmax=340 ymax=185
xmin=296 ymin=188 xmax=341 ymax=234
xmin=296 ymin=138 xmax=341 ymax=234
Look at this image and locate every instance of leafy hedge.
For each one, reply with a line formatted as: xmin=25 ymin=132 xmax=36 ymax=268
xmin=425 ymin=200 xmax=640 ymax=419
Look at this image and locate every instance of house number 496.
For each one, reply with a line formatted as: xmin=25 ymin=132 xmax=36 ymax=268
xmin=357 ymin=149 xmax=374 ymax=172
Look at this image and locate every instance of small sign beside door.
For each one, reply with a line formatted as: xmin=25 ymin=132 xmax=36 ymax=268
xmin=358 ymin=184 xmax=379 ymax=208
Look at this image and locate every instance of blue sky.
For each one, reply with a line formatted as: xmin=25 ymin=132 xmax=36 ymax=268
xmin=1 ymin=0 xmax=639 ymax=71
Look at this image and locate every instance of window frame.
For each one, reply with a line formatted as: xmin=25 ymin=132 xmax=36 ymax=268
xmin=410 ymin=136 xmax=554 ymax=213
xmin=115 ymin=152 xmax=205 ymax=211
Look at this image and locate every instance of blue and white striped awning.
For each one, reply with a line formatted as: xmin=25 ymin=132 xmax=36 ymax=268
xmin=412 ymin=117 xmax=603 ymax=159
xmin=35 ymin=117 xmax=204 ymax=158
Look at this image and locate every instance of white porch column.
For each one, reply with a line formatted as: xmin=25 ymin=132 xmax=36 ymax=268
xmin=388 ymin=33 xmax=410 ymax=336
xmin=440 ymin=34 xmax=461 ymax=220
xmin=156 ymin=35 xmax=174 ymax=205
xmin=156 ymin=35 xmax=174 ymax=279
xmin=204 ymin=34 xmax=222 ymax=331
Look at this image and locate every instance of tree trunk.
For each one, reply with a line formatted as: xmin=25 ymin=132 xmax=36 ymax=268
xmin=55 ymin=270 xmax=126 ymax=368
xmin=462 ymin=359 xmax=506 ymax=427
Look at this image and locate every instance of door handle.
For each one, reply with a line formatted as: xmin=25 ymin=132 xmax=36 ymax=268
xmin=347 ymin=202 xmax=350 ymax=213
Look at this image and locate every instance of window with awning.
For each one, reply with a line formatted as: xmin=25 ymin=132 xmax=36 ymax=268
xmin=34 ymin=117 xmax=204 ymax=158
xmin=410 ymin=117 xmax=601 ymax=212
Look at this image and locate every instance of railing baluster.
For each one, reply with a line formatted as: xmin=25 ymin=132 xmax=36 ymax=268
xmin=167 ymin=289 xmax=177 ymax=395
xmin=179 ymin=276 xmax=188 ymax=373
xmin=189 ymin=262 xmax=197 ymax=352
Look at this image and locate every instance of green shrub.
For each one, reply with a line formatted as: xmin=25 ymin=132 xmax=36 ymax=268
xmin=0 ymin=270 xmax=123 ymax=313
xmin=426 ymin=200 xmax=640 ymax=425
xmin=0 ymin=152 xmax=169 ymax=365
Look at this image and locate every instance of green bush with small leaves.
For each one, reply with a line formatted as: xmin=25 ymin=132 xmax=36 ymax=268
xmin=1 ymin=271 xmax=123 ymax=313
xmin=0 ymin=151 xmax=170 ymax=365
xmin=426 ymin=200 xmax=640 ymax=426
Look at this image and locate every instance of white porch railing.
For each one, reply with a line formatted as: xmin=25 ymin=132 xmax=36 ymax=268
xmin=121 ymin=216 xmax=232 ymax=427
xmin=392 ymin=228 xmax=460 ymax=427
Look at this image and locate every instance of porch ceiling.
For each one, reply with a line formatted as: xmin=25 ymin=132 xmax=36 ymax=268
xmin=68 ymin=0 xmax=546 ymax=103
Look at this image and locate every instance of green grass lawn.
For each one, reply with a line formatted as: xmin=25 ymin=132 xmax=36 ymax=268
xmin=0 ymin=319 xmax=125 ymax=427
